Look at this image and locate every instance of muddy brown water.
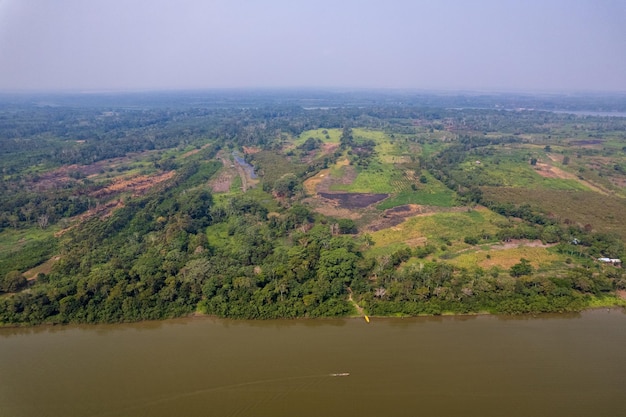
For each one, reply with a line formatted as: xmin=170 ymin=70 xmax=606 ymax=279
xmin=1 ymin=310 xmax=625 ymax=417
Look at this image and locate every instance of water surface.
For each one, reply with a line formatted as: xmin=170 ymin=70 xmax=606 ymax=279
xmin=1 ymin=310 xmax=625 ymax=417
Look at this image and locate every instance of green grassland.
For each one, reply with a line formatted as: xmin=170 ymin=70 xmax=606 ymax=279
xmin=458 ymin=148 xmax=590 ymax=190
xmin=295 ymin=128 xmax=342 ymax=146
xmin=377 ymin=172 xmax=457 ymax=209
xmin=367 ymin=208 xmax=504 ymax=257
xmin=445 ymin=246 xmax=565 ymax=271
xmin=251 ymin=150 xmax=306 ymax=184
xmin=330 ymin=159 xmax=398 ymax=193
xmin=324 ymin=129 xmax=459 ymax=208
xmin=0 ymin=227 xmax=59 ymax=277
xmin=481 ymin=187 xmax=626 ymax=240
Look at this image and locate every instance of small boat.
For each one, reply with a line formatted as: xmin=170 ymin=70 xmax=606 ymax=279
xmin=330 ymin=373 xmax=350 ymax=377
xmin=364 ymin=315 xmax=370 ymax=323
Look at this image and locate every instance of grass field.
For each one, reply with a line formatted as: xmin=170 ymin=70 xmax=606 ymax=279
xmin=459 ymin=150 xmax=590 ymax=190
xmin=0 ymin=227 xmax=58 ymax=257
xmin=446 ymin=246 xmax=563 ymax=270
xmin=251 ymin=151 xmax=305 ymax=185
xmin=481 ymin=187 xmax=626 ymax=239
xmin=330 ymin=160 xmax=398 ymax=193
xmin=369 ymin=207 xmax=503 ymax=252
xmin=329 ymin=129 xmax=419 ymax=194
xmin=378 ymin=172 xmax=457 ymax=209
xmin=295 ymin=128 xmax=342 ymax=146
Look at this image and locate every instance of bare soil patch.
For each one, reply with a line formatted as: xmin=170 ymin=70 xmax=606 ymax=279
xmin=55 ymin=171 xmax=174 ymax=236
xmin=316 ymin=160 xmax=356 ymax=193
xmin=318 ymin=192 xmax=388 ymax=209
xmin=609 ymin=177 xmax=626 ymax=188
xmin=181 ymin=149 xmax=200 ymax=158
xmin=546 ymin=154 xmax=561 ymax=163
xmin=23 ymin=256 xmax=60 ymax=281
xmin=490 ymin=239 xmax=556 ymax=250
xmin=31 ymin=151 xmax=158 ymax=191
xmin=91 ymin=171 xmax=175 ymax=199
xmin=321 ymin=143 xmax=339 ymax=154
xmin=303 ymin=158 xmax=354 ymax=195
xmin=209 ymin=156 xmax=237 ymax=192
xmin=534 ymin=163 xmax=577 ymax=180
xmin=242 ymin=146 xmax=262 ymax=155
xmin=308 ymin=203 xmax=363 ymax=220
xmin=534 ymin=162 xmax=608 ymax=194
xmin=303 ymin=170 xmax=329 ymax=195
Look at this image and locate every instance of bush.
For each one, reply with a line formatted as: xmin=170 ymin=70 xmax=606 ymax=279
xmin=510 ymin=258 xmax=533 ymax=277
xmin=1 ymin=271 xmax=27 ymax=293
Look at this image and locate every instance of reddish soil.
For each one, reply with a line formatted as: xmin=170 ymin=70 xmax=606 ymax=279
xmin=182 ymin=143 xmax=213 ymax=158
xmin=55 ymin=171 xmax=175 ymax=236
xmin=318 ymin=192 xmax=388 ymax=209
xmin=31 ymin=152 xmax=159 ymax=191
xmin=322 ymin=143 xmax=339 ymax=154
xmin=91 ymin=171 xmax=175 ymax=198
xmin=609 ymin=177 xmax=626 ymax=188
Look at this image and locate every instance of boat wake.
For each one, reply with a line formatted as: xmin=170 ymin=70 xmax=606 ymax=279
xmin=89 ymin=372 xmax=350 ymax=417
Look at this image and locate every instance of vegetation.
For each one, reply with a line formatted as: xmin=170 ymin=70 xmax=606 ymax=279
xmin=1 ymin=91 xmax=626 ymax=325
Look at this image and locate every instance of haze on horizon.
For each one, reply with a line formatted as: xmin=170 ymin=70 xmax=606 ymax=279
xmin=0 ymin=0 xmax=625 ymax=94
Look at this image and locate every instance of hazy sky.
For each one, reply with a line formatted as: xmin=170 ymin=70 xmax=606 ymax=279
xmin=0 ymin=0 xmax=624 ymax=93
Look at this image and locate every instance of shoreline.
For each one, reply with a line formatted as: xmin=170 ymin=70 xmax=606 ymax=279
xmin=2 ymin=303 xmax=624 ymax=329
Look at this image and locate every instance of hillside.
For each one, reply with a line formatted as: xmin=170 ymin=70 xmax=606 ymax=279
xmin=1 ymin=92 xmax=626 ymax=325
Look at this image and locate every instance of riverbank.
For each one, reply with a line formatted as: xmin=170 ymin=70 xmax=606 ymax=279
xmin=1 ymin=293 xmax=624 ymax=329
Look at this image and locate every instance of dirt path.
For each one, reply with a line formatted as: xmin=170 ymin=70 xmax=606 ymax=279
xmin=234 ymin=161 xmax=249 ymax=192
xmin=347 ymin=288 xmax=365 ymax=316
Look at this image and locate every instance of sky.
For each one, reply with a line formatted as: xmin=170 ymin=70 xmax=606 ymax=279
xmin=0 ymin=0 xmax=625 ymax=93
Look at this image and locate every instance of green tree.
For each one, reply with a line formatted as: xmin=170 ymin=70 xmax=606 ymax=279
xmin=1 ymin=271 xmax=28 ymax=293
xmin=273 ymin=173 xmax=299 ymax=197
xmin=510 ymin=258 xmax=533 ymax=277
xmin=337 ymin=219 xmax=357 ymax=234
xmin=317 ymin=248 xmax=360 ymax=295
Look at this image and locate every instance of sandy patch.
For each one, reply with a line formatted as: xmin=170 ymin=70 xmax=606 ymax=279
xmin=303 ymin=169 xmax=330 ymax=195
xmin=535 ymin=162 xmax=608 ymax=194
xmin=490 ymin=239 xmax=555 ymax=250
xmin=242 ymin=146 xmax=262 ymax=155
xmin=308 ymin=203 xmax=363 ymax=220
xmin=535 ymin=163 xmax=578 ymax=180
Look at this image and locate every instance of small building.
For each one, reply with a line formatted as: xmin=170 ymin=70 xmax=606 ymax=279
xmin=598 ymin=258 xmax=622 ymax=266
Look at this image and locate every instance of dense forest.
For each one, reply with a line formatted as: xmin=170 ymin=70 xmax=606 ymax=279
xmin=1 ymin=91 xmax=625 ymax=325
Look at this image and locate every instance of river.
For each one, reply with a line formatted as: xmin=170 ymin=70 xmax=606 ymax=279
xmin=1 ymin=310 xmax=625 ymax=417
